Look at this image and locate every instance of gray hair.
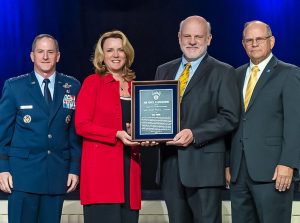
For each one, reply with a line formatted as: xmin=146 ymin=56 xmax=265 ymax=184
xmin=31 ymin=34 xmax=59 ymax=52
xmin=179 ymin=16 xmax=211 ymax=35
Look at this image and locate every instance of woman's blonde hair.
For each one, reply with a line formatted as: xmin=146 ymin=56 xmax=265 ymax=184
xmin=92 ymin=30 xmax=135 ymax=81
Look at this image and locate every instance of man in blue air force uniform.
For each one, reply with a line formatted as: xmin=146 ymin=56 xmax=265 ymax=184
xmin=0 ymin=34 xmax=81 ymax=223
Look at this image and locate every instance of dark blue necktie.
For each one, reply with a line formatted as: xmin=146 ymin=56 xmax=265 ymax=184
xmin=43 ymin=79 xmax=52 ymax=106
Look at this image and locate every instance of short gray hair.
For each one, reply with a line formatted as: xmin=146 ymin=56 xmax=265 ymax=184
xmin=179 ymin=16 xmax=211 ymax=35
xmin=31 ymin=34 xmax=59 ymax=52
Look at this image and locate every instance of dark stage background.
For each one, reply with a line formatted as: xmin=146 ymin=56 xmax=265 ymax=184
xmin=1 ymin=0 xmax=300 ymax=193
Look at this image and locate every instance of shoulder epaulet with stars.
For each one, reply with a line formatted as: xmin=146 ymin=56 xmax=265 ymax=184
xmin=8 ymin=73 xmax=30 ymax=82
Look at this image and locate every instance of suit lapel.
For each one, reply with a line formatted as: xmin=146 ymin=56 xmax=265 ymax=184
xmin=238 ymin=65 xmax=248 ymax=114
xmin=166 ymin=60 xmax=181 ymax=80
xmin=246 ymin=57 xmax=277 ymax=112
xmin=183 ymin=54 xmax=210 ymax=98
xmin=27 ymin=72 xmax=49 ymax=114
xmin=49 ymin=73 xmax=65 ymax=123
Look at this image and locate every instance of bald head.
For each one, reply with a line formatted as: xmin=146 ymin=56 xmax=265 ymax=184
xmin=242 ymin=20 xmax=275 ymax=64
xmin=179 ymin=16 xmax=211 ymax=35
xmin=243 ymin=20 xmax=272 ymax=38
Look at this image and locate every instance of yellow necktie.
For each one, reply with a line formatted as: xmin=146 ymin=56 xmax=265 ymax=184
xmin=179 ymin=63 xmax=191 ymax=101
xmin=244 ymin=66 xmax=260 ymax=111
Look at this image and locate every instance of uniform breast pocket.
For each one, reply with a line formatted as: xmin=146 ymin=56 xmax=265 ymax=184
xmin=17 ymin=108 xmax=36 ymax=126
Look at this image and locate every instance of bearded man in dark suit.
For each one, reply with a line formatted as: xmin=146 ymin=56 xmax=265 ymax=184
xmin=155 ymin=15 xmax=240 ymax=223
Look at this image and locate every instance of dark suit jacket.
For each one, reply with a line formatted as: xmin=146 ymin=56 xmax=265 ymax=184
xmin=0 ymin=72 xmax=81 ymax=194
xmin=230 ymin=56 xmax=300 ymax=183
xmin=155 ymin=54 xmax=240 ymax=187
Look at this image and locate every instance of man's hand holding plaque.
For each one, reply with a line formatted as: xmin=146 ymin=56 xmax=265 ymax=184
xmin=166 ymin=129 xmax=193 ymax=147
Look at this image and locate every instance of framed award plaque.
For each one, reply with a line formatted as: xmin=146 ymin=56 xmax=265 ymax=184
xmin=131 ymin=80 xmax=180 ymax=141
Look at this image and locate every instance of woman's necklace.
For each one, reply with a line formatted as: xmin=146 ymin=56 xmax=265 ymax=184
xmin=119 ymin=80 xmax=126 ymax=91
xmin=111 ymin=73 xmax=128 ymax=93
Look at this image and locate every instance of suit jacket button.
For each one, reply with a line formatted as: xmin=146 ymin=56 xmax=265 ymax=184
xmin=47 ymin=150 xmax=51 ymax=154
xmin=48 ymin=134 xmax=52 ymax=139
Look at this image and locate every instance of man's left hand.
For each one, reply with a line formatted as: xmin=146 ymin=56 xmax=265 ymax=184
xmin=272 ymin=165 xmax=293 ymax=192
xmin=67 ymin=174 xmax=79 ymax=193
xmin=166 ymin=129 xmax=193 ymax=147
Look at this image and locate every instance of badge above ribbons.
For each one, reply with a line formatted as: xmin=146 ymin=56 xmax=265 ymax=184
xmin=63 ymin=83 xmax=72 ymax=94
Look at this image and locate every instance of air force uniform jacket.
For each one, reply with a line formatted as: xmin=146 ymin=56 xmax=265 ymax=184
xmin=0 ymin=72 xmax=81 ymax=194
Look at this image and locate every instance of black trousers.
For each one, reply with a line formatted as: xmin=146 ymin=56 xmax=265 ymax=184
xmin=161 ymin=154 xmax=222 ymax=223
xmin=83 ymin=147 xmax=139 ymax=223
xmin=230 ymin=154 xmax=294 ymax=223
xmin=83 ymin=203 xmax=138 ymax=223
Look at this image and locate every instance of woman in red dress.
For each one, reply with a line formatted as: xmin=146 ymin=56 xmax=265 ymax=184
xmin=75 ymin=30 xmax=141 ymax=223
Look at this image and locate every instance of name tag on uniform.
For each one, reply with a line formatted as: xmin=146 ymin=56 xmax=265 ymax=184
xmin=63 ymin=94 xmax=76 ymax=109
xmin=20 ymin=105 xmax=33 ymax=109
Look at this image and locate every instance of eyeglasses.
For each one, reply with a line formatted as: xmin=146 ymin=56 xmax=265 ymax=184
xmin=243 ymin=36 xmax=272 ymax=46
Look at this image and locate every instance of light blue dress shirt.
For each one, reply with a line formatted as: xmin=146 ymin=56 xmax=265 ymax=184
xmin=174 ymin=53 xmax=206 ymax=83
xmin=34 ymin=72 xmax=56 ymax=99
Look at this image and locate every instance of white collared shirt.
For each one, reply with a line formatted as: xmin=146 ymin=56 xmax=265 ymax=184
xmin=34 ymin=72 xmax=56 ymax=99
xmin=242 ymin=53 xmax=273 ymax=100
